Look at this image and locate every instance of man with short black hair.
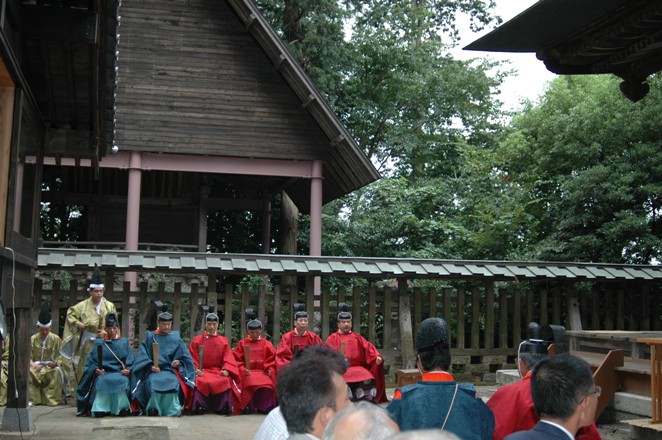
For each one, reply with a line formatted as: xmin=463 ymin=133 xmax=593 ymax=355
xmin=277 ymin=345 xmax=350 ymax=439
xmin=488 ymin=334 xmax=601 ymax=440
xmin=275 ymin=304 xmax=322 ymax=371
xmin=387 ymin=317 xmax=494 ymax=439
xmin=504 ymin=354 xmax=599 ymax=440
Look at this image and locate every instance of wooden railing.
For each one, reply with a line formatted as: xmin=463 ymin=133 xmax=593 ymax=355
xmin=33 ymin=276 xmax=662 ymax=383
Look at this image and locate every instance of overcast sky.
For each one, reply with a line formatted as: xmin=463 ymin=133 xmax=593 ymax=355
xmin=454 ymin=0 xmax=557 ymax=112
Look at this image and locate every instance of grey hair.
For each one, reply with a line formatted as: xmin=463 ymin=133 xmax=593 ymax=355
xmin=322 ymin=402 xmax=399 ymax=440
xmin=388 ymin=430 xmax=460 ymax=440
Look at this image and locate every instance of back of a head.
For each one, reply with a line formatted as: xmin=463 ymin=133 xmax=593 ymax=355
xmin=322 ymin=401 xmax=399 ymax=440
xmin=277 ymin=356 xmax=338 ymax=435
xmin=388 ymin=430 xmax=460 ymax=440
xmin=416 ymin=317 xmax=451 ymax=371
xmin=531 ymin=353 xmax=594 ymax=421
xmin=292 ymin=343 xmax=349 ymax=375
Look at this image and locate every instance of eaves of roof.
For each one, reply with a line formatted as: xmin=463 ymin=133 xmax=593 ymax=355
xmin=225 ymin=0 xmax=380 ymax=206
xmin=37 ymin=249 xmax=662 ymax=283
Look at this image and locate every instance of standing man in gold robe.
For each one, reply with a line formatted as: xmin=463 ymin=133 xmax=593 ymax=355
xmin=61 ymin=264 xmax=116 ymax=386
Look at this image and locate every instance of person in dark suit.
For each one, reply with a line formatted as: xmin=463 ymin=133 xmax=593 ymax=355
xmin=504 ymin=354 xmax=599 ymax=440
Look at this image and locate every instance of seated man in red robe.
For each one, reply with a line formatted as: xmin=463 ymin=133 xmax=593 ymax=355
xmin=233 ymin=309 xmax=277 ymax=414
xmin=188 ymin=312 xmax=240 ymax=415
xmin=275 ymin=303 xmax=322 ymax=372
xmin=487 ymin=323 xmax=601 ymax=440
xmin=325 ymin=303 xmax=388 ymax=403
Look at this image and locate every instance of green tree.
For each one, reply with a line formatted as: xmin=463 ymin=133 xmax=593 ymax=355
xmin=497 ymin=74 xmax=662 ymax=263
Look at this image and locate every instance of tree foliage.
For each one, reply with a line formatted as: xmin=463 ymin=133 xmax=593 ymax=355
xmin=497 ymin=75 xmax=662 ymax=263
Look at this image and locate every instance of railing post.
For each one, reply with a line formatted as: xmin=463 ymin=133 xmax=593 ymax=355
xmin=398 ymin=277 xmax=415 ymax=369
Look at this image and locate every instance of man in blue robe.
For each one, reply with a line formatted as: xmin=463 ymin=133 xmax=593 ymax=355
xmin=76 ymin=311 xmax=134 ymax=417
xmin=387 ymin=317 xmax=494 ymax=439
xmin=132 ymin=311 xmax=195 ymax=416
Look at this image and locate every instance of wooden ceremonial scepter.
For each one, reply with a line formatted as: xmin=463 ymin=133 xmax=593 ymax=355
xmin=98 ymin=314 xmax=103 ymax=332
xmin=340 ymin=342 xmax=346 ymax=356
xmin=244 ymin=345 xmax=251 ymax=371
xmin=293 ymin=344 xmax=299 ymax=356
xmin=152 ymin=341 xmax=159 ymax=367
xmin=199 ymin=345 xmax=204 ymax=372
xmin=97 ymin=344 xmax=103 ymax=370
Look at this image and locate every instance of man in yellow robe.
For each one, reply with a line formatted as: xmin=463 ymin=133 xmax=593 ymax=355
xmin=61 ymin=264 xmax=116 ymax=386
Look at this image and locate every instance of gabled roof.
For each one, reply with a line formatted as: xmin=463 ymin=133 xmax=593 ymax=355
xmin=113 ymin=0 xmax=379 ymax=210
xmin=465 ymin=0 xmax=662 ymax=101
xmin=225 ymin=0 xmax=380 ymax=204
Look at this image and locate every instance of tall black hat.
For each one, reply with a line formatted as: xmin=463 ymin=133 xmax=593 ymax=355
xmin=519 ymin=322 xmax=549 ymax=355
xmin=144 ymin=300 xmax=166 ymax=331
xmin=88 ymin=263 xmax=104 ymax=290
xmin=293 ymin=303 xmax=308 ymax=320
xmin=337 ymin=303 xmax=352 ymax=320
xmin=36 ymin=301 xmax=52 ymax=328
xmin=246 ymin=308 xmax=262 ymax=330
xmin=105 ymin=311 xmax=120 ymax=328
xmin=416 ymin=317 xmax=449 ymax=352
xmin=158 ymin=310 xmax=173 ymax=322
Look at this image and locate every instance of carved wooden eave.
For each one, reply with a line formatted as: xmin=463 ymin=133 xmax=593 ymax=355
xmin=465 ymin=0 xmax=662 ymax=102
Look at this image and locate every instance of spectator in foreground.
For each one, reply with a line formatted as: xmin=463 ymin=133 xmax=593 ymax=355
xmin=504 ymin=354 xmax=599 ymax=440
xmin=488 ymin=331 xmax=601 ymax=440
xmin=277 ymin=345 xmax=351 ymax=439
xmin=322 ymin=401 xmax=399 ymax=440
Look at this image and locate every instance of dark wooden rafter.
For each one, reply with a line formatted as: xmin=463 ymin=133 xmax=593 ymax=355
xmin=39 ymin=40 xmax=57 ymax=127
xmin=64 ymin=41 xmax=78 ymax=129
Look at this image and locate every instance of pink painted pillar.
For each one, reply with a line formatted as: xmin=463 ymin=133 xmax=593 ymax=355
xmin=310 ymin=160 xmax=323 ymax=295
xmin=124 ymin=151 xmax=142 ymax=289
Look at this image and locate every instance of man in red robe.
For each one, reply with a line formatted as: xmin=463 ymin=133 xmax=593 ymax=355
xmin=233 ymin=310 xmax=277 ymax=414
xmin=275 ymin=304 xmax=322 ymax=372
xmin=488 ymin=336 xmax=601 ymax=440
xmin=325 ymin=304 xmax=388 ymax=403
xmin=188 ymin=312 xmax=240 ymax=415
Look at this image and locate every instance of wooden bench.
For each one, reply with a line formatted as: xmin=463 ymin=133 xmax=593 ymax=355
xmin=396 ymin=369 xmax=421 ymax=387
xmin=571 ymin=349 xmax=658 ymax=421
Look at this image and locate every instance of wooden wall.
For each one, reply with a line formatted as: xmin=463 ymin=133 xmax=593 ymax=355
xmin=115 ymin=0 xmax=330 ymax=160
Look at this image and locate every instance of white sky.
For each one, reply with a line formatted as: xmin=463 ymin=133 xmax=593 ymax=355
xmin=454 ymin=1 xmax=557 ymax=112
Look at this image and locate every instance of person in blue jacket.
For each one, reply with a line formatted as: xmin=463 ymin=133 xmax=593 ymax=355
xmin=387 ymin=317 xmax=494 ymax=439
